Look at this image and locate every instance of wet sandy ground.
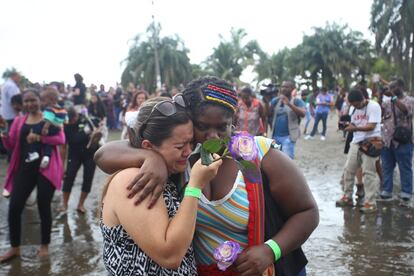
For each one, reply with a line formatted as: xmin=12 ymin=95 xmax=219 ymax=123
xmin=0 ymin=115 xmax=413 ymax=275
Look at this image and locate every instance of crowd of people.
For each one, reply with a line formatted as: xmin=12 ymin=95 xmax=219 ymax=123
xmin=0 ymin=70 xmax=412 ymax=275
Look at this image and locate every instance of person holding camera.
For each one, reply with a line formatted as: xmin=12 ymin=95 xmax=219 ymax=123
xmin=379 ymin=79 xmax=414 ymax=207
xmin=270 ymin=80 xmax=306 ymax=159
xmin=336 ymin=89 xmax=382 ymax=213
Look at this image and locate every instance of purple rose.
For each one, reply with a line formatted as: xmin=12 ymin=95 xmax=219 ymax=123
xmin=214 ymin=241 xmax=241 ymax=271
xmin=229 ymin=132 xmax=258 ymax=161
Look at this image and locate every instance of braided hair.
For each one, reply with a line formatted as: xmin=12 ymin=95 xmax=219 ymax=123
xmin=182 ymin=76 xmax=237 ymax=119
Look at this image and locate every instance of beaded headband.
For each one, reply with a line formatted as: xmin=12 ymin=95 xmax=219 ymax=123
xmin=201 ymin=84 xmax=238 ymax=112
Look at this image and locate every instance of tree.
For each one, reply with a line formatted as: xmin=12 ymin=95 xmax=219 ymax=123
xmin=121 ymin=24 xmax=193 ymax=93
xmin=370 ymin=0 xmax=414 ymax=91
xmin=2 ymin=67 xmax=32 ymax=89
xmin=254 ymin=48 xmax=291 ymax=84
xmin=206 ymin=28 xmax=263 ymax=82
xmin=288 ymin=23 xmax=373 ymax=90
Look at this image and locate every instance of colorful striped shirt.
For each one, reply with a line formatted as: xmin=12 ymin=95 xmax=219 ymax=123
xmin=193 ymin=136 xmax=274 ymax=265
xmin=43 ymin=105 xmax=68 ymax=127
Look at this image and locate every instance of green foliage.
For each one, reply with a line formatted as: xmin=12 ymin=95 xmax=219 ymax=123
xmin=2 ymin=67 xmax=32 ymax=89
xmin=255 ymin=48 xmax=291 ymax=84
xmin=121 ymin=23 xmax=193 ymax=93
xmin=202 ymin=139 xmax=224 ymax=154
xmin=287 ymin=23 xmax=373 ymax=90
xmin=370 ymin=0 xmax=414 ymax=91
xmin=206 ymin=28 xmax=263 ymax=82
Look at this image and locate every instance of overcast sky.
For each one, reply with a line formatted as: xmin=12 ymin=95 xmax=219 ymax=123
xmin=0 ymin=0 xmax=374 ymax=87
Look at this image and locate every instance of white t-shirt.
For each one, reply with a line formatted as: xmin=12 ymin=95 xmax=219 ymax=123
xmin=350 ymin=100 xmax=382 ymax=144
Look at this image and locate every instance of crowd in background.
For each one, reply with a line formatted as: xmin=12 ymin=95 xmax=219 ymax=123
xmin=0 ymin=71 xmax=412 ymax=266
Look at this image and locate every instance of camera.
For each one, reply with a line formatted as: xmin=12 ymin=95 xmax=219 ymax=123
xmin=260 ymin=83 xmax=279 ymax=97
xmin=338 ymin=115 xmax=351 ymax=130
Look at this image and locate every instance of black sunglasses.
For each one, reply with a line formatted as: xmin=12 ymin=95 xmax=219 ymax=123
xmin=139 ymin=94 xmax=186 ymax=137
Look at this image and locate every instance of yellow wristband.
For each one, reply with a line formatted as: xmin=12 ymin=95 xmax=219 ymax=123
xmin=265 ymin=239 xmax=282 ymax=261
xmin=184 ymin=187 xmax=202 ymax=199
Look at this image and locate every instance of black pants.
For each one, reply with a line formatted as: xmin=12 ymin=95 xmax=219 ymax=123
xmin=9 ymin=162 xmax=55 ymax=247
xmin=62 ymin=150 xmax=96 ymax=193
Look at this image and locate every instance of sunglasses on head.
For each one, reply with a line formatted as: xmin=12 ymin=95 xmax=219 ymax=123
xmin=139 ymin=94 xmax=186 ymax=137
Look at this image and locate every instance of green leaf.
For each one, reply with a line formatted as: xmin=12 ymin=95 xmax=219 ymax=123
xmin=201 ymin=147 xmax=214 ymax=166
xmin=202 ymin=139 xmax=223 ymax=153
xmin=222 ymin=137 xmax=231 ymax=146
xmin=239 ymin=160 xmax=257 ymax=170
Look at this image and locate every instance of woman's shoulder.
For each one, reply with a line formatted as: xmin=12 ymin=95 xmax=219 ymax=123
xmin=109 ymin=168 xmax=141 ymax=192
xmin=254 ymin=136 xmax=277 ymax=161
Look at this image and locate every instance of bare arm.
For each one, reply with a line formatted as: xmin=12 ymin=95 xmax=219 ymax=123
xmin=263 ymin=149 xmax=319 ymax=256
xmin=345 ymin=122 xmax=377 ymax=132
xmin=94 ymin=140 xmax=145 ymax=173
xmin=94 ymin=140 xmax=168 ymax=207
xmin=394 ymin=99 xmax=410 ymax=115
xmin=235 ymin=149 xmax=319 ymax=275
xmin=259 ymin=103 xmax=267 ymax=133
xmin=106 ymin=159 xmax=221 ymax=269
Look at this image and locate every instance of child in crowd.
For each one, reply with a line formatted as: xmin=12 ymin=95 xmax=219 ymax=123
xmin=25 ymin=87 xmax=67 ymax=168
xmin=11 ymin=94 xmax=23 ymax=116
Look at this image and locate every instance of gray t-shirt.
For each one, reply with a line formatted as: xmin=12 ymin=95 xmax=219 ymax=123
xmin=350 ymin=100 xmax=382 ymax=144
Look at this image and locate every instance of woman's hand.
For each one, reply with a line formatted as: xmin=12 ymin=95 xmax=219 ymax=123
xmin=234 ymin=245 xmax=274 ymax=276
xmin=26 ymin=130 xmax=40 ymax=144
xmin=126 ymin=151 xmax=169 ymax=208
xmin=188 ymin=154 xmax=222 ymax=189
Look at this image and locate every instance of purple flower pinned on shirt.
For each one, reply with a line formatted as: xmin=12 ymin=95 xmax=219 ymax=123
xmin=229 ymin=132 xmax=258 ymax=161
xmin=214 ymin=241 xmax=241 ymax=271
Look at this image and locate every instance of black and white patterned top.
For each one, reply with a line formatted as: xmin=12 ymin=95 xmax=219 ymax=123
xmin=101 ymin=181 xmax=197 ymax=276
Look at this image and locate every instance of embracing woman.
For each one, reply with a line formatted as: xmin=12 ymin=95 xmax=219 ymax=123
xmin=100 ymin=97 xmax=222 ymax=275
xmin=96 ymin=77 xmax=319 ymax=276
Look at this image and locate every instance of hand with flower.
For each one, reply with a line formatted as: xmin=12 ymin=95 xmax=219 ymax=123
xmin=199 ymin=132 xmax=261 ymax=183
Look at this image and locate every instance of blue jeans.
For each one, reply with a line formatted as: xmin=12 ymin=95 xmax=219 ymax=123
xmin=298 ymin=267 xmax=307 ymax=276
xmin=274 ymin=135 xmax=295 ymax=159
xmin=310 ymin=112 xmax=328 ymax=136
xmin=304 ymin=110 xmax=312 ymax=133
xmin=381 ymin=143 xmax=413 ymax=199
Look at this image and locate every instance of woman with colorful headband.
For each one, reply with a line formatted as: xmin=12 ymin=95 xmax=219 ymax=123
xmin=95 ymin=77 xmax=319 ymax=275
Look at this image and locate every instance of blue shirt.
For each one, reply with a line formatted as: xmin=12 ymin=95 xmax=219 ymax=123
xmin=271 ymin=97 xmax=305 ymax=138
xmin=315 ymin=93 xmax=332 ymax=114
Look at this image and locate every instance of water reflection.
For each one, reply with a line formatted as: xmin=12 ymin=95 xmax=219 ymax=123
xmin=339 ymin=204 xmax=414 ymax=275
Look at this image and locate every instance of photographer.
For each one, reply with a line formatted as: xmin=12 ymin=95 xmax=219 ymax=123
xmin=379 ymin=79 xmax=414 ymax=207
xmin=336 ymin=89 xmax=382 ymax=213
xmin=269 ymin=80 xmax=306 ymax=159
xmin=260 ymin=83 xmax=278 ymax=129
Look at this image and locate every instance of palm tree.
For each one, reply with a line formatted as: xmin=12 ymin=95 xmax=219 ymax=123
xmin=370 ymin=0 xmax=414 ymax=91
xmin=206 ymin=28 xmax=263 ymax=82
xmin=121 ymin=24 xmax=193 ymax=93
xmin=288 ymin=23 xmax=372 ymax=90
xmin=255 ymin=48 xmax=291 ymax=84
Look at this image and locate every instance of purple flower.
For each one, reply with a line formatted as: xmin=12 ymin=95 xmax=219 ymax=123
xmin=229 ymin=132 xmax=258 ymax=161
xmin=214 ymin=241 xmax=241 ymax=271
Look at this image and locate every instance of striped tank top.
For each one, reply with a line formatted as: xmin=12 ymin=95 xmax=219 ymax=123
xmin=193 ymin=136 xmax=274 ymax=265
